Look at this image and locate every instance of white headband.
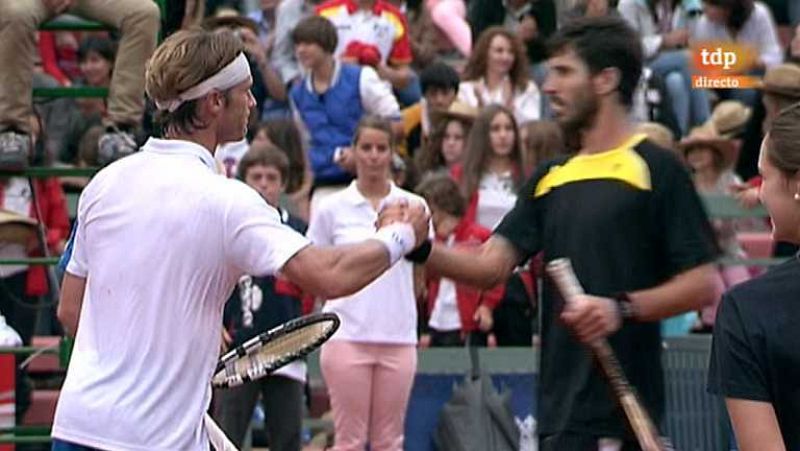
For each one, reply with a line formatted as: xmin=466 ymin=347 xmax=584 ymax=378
xmin=155 ymin=53 xmax=251 ymax=113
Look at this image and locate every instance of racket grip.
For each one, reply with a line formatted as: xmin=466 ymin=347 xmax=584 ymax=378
xmin=545 ymin=258 xmax=585 ymax=303
xmin=205 ymin=413 xmax=238 ymax=451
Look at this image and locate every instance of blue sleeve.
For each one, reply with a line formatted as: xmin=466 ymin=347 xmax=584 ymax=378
xmin=57 ymin=221 xmax=78 ymax=281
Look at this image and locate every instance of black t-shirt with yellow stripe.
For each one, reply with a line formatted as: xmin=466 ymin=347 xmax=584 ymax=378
xmin=495 ymin=134 xmax=719 ymax=438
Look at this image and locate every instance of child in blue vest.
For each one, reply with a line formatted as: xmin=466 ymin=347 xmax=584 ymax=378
xmin=289 ymin=16 xmax=401 ymax=205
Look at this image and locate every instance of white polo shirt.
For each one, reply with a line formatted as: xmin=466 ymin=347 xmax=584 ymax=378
xmin=52 ymin=138 xmax=310 ymax=451
xmin=306 ymin=181 xmax=426 ymax=345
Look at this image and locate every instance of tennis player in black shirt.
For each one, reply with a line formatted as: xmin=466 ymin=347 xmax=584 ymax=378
xmin=388 ymin=17 xmax=721 ymax=450
xmin=708 ymin=103 xmax=800 ymax=451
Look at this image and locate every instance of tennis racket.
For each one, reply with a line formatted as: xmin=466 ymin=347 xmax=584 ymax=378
xmin=546 ymin=259 xmax=670 ymax=451
xmin=211 ymin=312 xmax=340 ymax=388
xmin=205 ymin=412 xmax=238 ymax=451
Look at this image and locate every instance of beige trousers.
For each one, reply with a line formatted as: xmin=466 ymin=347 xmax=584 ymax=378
xmin=0 ymin=0 xmax=160 ymax=133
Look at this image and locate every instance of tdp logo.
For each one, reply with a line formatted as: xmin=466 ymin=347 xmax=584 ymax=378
xmin=690 ymin=42 xmax=760 ymax=90
xmin=691 ymin=42 xmax=756 ymax=75
xmin=700 ymin=47 xmax=737 ymax=70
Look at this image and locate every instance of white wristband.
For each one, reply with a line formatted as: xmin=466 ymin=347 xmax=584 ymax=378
xmin=373 ymin=222 xmax=416 ymax=265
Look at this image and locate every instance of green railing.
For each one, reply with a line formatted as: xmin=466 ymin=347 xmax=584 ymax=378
xmin=39 ymin=15 xmax=106 ymax=32
xmin=0 ymin=337 xmax=726 ymax=449
xmin=33 ymin=86 xmax=108 ymax=99
xmin=0 ymin=167 xmax=99 ymax=178
xmin=35 ymin=0 xmax=166 ymax=99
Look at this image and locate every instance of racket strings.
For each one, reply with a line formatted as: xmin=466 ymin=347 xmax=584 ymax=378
xmin=215 ymin=320 xmax=336 ymax=386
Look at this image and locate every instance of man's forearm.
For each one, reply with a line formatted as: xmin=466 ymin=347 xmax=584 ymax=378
xmin=284 ymin=241 xmax=399 ymax=299
xmin=58 ymin=273 xmax=86 ymax=338
xmin=425 ymin=237 xmax=518 ymax=290
xmin=628 ymin=263 xmax=719 ymax=321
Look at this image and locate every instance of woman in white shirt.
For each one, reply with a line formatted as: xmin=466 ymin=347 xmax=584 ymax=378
xmin=453 ymin=104 xmax=525 ymax=230
xmin=692 ymin=0 xmax=782 ymax=109
xmin=457 ymin=27 xmax=541 ymax=126
xmin=452 ymin=104 xmax=533 ymax=347
xmin=307 ymin=116 xmax=428 ymax=451
xmin=617 ymin=0 xmax=711 ymax=136
xmin=693 ymin=0 xmax=783 ymax=70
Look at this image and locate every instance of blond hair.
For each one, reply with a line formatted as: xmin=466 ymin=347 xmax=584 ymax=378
xmin=145 ymin=29 xmax=243 ymax=135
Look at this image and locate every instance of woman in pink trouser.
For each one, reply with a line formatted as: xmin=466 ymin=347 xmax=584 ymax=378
xmin=307 ymin=117 xmax=425 ymax=451
xmin=320 ymin=342 xmax=417 ymax=451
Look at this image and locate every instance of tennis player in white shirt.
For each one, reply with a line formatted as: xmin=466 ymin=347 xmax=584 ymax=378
xmin=51 ymin=28 xmax=427 ymax=451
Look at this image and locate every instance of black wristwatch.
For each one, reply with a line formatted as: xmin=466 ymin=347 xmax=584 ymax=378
xmin=614 ymin=292 xmax=638 ymax=322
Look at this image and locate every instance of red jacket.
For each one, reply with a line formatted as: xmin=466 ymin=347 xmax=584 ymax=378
xmin=425 ymin=218 xmax=504 ymax=333
xmin=0 ymin=178 xmax=70 ymax=296
xmin=447 ymin=164 xmax=539 ymax=315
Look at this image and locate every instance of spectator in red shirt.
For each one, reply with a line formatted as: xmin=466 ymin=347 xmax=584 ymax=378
xmin=316 ymin=0 xmax=421 ymax=105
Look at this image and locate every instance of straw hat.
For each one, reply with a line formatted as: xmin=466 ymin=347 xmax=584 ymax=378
xmin=678 ymin=123 xmax=739 ymax=169
xmin=758 ymin=63 xmax=800 ymax=99
xmin=0 ymin=210 xmax=37 ymax=246
xmin=429 ymin=101 xmax=479 ymax=129
xmin=636 ymin=122 xmax=676 ymax=150
xmin=708 ymin=100 xmax=752 ymax=139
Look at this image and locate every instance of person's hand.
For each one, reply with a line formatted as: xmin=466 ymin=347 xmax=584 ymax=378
xmin=518 ymin=15 xmax=539 ymax=42
xmin=43 ymin=0 xmax=75 ymax=16
xmin=419 ymin=334 xmax=431 ymax=348
xmin=473 ymin=305 xmax=493 ymax=332
xmin=334 ymin=147 xmax=356 ymax=173
xmin=791 ymin=25 xmax=800 ymax=59
xmin=560 ymin=295 xmax=621 ymax=344
xmin=220 ymin=328 xmax=233 ymax=354
xmin=376 ymin=199 xmax=430 ymax=247
xmin=239 ymin=28 xmax=267 ymax=65
xmin=0 ymin=315 xmax=22 ymax=347
xmin=662 ymin=29 xmax=689 ymax=49
xmin=376 ymin=199 xmax=408 ymax=229
xmin=732 ymin=184 xmax=761 ymax=209
xmin=264 ymin=32 xmax=276 ymax=58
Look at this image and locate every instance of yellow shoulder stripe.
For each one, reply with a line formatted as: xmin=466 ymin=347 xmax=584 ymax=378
xmin=534 ymin=134 xmax=651 ymax=198
xmin=318 ymin=5 xmax=344 ymax=19
xmin=381 ymin=10 xmax=405 ymax=41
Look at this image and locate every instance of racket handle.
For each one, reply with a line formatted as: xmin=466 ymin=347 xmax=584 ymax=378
xmin=545 ymin=258 xmax=586 ymax=303
xmin=545 ymin=258 xmax=667 ymax=451
xmin=205 ymin=412 xmax=238 ymax=451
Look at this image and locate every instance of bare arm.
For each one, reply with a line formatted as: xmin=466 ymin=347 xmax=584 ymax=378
xmin=256 ymin=57 xmax=288 ymax=102
xmin=377 ymin=63 xmax=412 ymax=90
xmin=563 ymin=262 xmax=721 ymax=344
xmin=727 ymin=398 xmax=786 ymax=451
xmin=241 ymin=28 xmax=288 ymax=102
xmin=281 ymin=241 xmax=392 ymax=299
xmin=57 ymin=273 xmax=86 ymax=338
xmin=425 ymin=236 xmax=521 ymax=290
xmin=391 ymin=120 xmax=405 ymax=141
xmin=284 ymin=200 xmax=429 ymax=299
xmin=627 ymin=263 xmax=719 ymax=321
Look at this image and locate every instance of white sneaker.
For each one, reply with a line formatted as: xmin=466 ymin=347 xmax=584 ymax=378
xmin=97 ymin=126 xmax=138 ymax=166
xmin=0 ymin=130 xmax=31 ymax=170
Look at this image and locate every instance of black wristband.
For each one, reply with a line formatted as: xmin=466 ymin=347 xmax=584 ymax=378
xmin=614 ymin=292 xmax=638 ymax=322
xmin=405 ymin=239 xmax=432 ymax=264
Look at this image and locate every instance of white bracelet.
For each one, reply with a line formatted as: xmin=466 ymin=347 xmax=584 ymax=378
xmin=373 ymin=223 xmax=416 ymax=265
